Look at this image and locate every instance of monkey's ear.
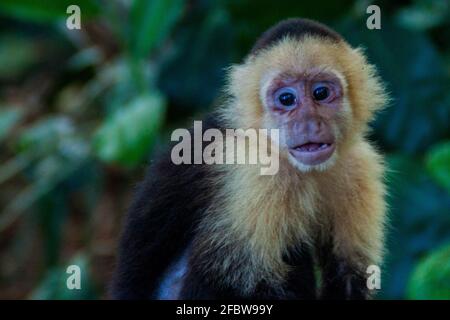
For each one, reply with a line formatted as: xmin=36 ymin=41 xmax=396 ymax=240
xmin=226 ymin=63 xmax=260 ymax=102
xmin=346 ymin=47 xmax=390 ymax=127
xmin=224 ymin=62 xmax=268 ymax=128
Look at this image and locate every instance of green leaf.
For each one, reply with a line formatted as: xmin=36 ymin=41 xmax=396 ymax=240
xmin=426 ymin=141 xmax=450 ymax=193
xmin=0 ymin=116 xmax=91 ymax=229
xmin=0 ymin=155 xmax=32 ymax=185
xmin=380 ymin=154 xmax=450 ymax=298
xmin=0 ymin=35 xmax=39 ymax=80
xmin=158 ymin=7 xmax=234 ymax=111
xmin=93 ymin=93 xmax=166 ymax=167
xmin=407 ymin=244 xmax=450 ymax=299
xmin=0 ymin=107 xmax=22 ymax=141
xmin=396 ymin=0 xmax=450 ymax=31
xmin=18 ymin=117 xmax=75 ymax=154
xmin=0 ymin=0 xmax=99 ymax=23
xmin=129 ymin=0 xmax=184 ymax=59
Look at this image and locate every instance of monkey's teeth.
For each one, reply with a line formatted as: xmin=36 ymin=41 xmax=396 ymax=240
xmin=296 ymin=143 xmax=331 ymax=152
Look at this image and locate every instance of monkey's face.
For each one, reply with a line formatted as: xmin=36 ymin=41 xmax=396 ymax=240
xmin=228 ymin=36 xmax=386 ymax=173
xmin=261 ymin=68 xmax=347 ymax=171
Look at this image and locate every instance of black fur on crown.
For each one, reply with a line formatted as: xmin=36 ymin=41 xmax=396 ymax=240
xmin=250 ymin=18 xmax=342 ymax=56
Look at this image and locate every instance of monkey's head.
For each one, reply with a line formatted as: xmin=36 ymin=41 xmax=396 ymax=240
xmin=226 ymin=18 xmax=387 ymax=172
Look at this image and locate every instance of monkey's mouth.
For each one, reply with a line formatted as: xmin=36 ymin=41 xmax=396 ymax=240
xmin=289 ymin=142 xmax=335 ymax=165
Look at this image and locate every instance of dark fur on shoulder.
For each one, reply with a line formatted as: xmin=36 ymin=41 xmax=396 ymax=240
xmin=250 ymin=18 xmax=342 ymax=56
xmin=110 ymin=117 xmax=222 ymax=299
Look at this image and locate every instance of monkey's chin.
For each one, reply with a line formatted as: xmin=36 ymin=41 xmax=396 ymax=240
xmin=287 ymin=147 xmax=337 ymax=173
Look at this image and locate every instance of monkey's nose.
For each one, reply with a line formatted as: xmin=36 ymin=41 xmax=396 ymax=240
xmin=306 ymin=119 xmax=323 ymax=134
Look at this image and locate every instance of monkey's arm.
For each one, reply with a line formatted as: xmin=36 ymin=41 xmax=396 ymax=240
xmin=320 ymin=143 xmax=386 ymax=300
xmin=319 ymin=242 xmax=369 ymax=299
xmin=110 ymin=156 xmax=210 ymax=299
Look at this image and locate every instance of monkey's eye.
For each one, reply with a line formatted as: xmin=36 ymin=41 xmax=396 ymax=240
xmin=312 ymin=85 xmax=330 ymax=101
xmin=275 ymin=87 xmax=297 ymax=108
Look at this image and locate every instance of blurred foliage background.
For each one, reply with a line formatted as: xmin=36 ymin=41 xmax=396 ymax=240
xmin=0 ymin=0 xmax=449 ymax=299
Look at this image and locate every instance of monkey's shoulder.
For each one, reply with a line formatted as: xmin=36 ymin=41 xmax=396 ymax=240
xmin=129 ymin=114 xmax=224 ymax=218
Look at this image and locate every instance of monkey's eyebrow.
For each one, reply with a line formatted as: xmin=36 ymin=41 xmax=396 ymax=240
xmin=307 ymin=66 xmax=340 ymax=79
xmin=265 ymin=67 xmax=344 ymax=86
xmin=277 ymin=65 xmax=339 ymax=79
xmin=309 ymin=70 xmax=346 ymax=88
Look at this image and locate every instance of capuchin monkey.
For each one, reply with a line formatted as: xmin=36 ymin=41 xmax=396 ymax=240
xmin=111 ymin=18 xmax=388 ymax=300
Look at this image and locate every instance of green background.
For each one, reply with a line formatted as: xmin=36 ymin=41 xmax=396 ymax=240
xmin=0 ymin=0 xmax=449 ymax=299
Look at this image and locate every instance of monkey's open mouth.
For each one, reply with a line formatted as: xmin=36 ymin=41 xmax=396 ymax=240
xmin=289 ymin=142 xmax=335 ymax=165
xmin=295 ymin=142 xmax=331 ymax=152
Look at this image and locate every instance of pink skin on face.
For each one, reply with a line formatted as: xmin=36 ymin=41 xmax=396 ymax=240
xmin=264 ymin=71 xmax=343 ymax=166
